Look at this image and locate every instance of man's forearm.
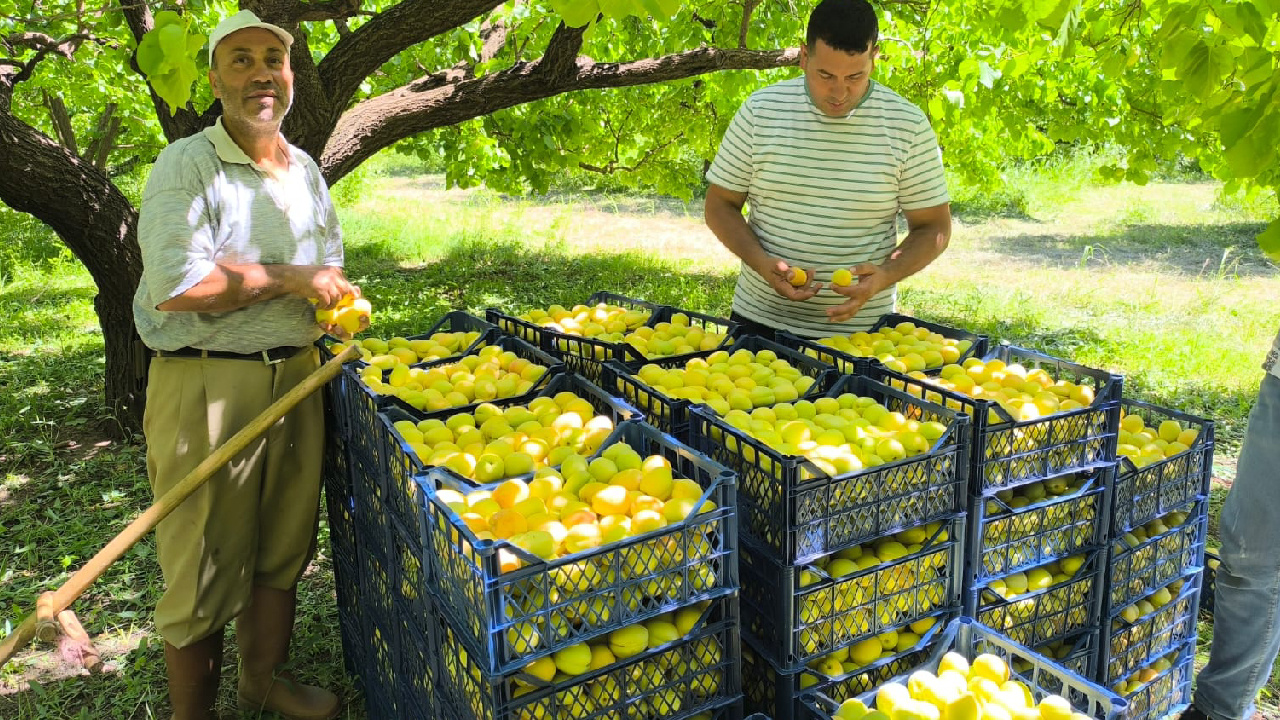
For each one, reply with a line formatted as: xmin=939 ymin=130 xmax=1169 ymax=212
xmin=157 ymin=263 xmax=301 ymax=313
xmin=879 ymin=224 xmax=950 ymax=286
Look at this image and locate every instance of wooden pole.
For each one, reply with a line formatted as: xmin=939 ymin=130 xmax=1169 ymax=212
xmin=34 ymin=592 xmax=59 ymax=643
xmin=0 ymin=345 xmax=358 ymax=667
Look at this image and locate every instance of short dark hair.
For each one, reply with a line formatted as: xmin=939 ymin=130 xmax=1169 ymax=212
xmin=806 ymin=0 xmax=879 ymax=54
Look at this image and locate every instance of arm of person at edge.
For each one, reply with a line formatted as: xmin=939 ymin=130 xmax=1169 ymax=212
xmin=704 ymin=183 xmax=824 ymax=301
xmin=826 ymin=202 xmax=952 ymax=323
xmin=157 ymin=263 xmax=367 ymax=340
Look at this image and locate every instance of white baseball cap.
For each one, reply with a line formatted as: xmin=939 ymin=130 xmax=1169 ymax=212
xmin=208 ymin=10 xmax=293 ymax=65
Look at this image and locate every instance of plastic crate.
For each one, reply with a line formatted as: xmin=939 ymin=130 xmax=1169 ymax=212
xmin=1104 ymin=496 xmax=1208 ymax=612
xmin=1101 ymin=569 xmax=1200 ymax=685
xmin=968 ymin=465 xmax=1112 ymax=583
xmin=742 ymin=623 xmax=948 ymax=720
xmin=777 ymin=312 xmax=989 ymax=376
xmin=1200 ymin=549 xmax=1219 ymax=617
xmin=874 ymin=344 xmax=1123 ymax=495
xmin=967 ymin=547 xmax=1106 ymax=649
xmin=323 ymin=436 xmax=356 ymax=560
xmin=801 ymin=617 xmax=1125 ymax=720
xmin=350 ymin=448 xmax=391 ymax=559
xmin=357 ymin=602 xmax=402 ymax=720
xmin=395 ymin=600 xmax=436 ymax=720
xmin=690 ymin=374 xmax=970 ymax=564
xmin=603 ymin=335 xmax=837 ymax=442
xmin=739 ymin=515 xmax=965 ymax=672
xmin=1027 ymin=627 xmax=1100 ymax=692
xmin=317 ymin=310 xmax=500 ymax=366
xmin=542 ymin=305 xmax=738 ymax=384
xmin=1111 ymin=400 xmax=1214 ymax=535
xmin=376 ymin=373 xmax=644 ymax=547
xmin=486 ymin=292 xmax=665 ymax=363
xmin=375 ymin=333 xmax=564 ymax=417
xmin=414 ymin=421 xmax=740 ymax=674
xmin=1110 ymin=638 xmax=1193 ymax=720
xmin=434 ymin=595 xmax=743 ymax=720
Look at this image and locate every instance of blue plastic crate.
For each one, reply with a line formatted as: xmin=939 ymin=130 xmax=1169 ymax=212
xmin=395 ymin=601 xmax=436 ymax=720
xmin=1200 ymin=549 xmax=1219 ymax=617
xmin=341 ymin=364 xmax=385 ymax=466
xmin=875 ymin=344 xmax=1123 ymax=495
xmin=377 ymin=372 xmax=644 ymax=545
xmin=323 ymin=435 xmax=356 ymax=561
xmin=968 ymin=465 xmax=1113 ymax=584
xmin=967 ymin=547 xmax=1106 ymax=649
xmin=690 ymin=374 xmax=970 ymax=565
xmin=542 ymin=305 xmax=739 ymax=384
xmin=777 ymin=312 xmax=989 ymax=376
xmin=801 ymin=617 xmax=1125 ymax=720
xmin=1028 ymin=626 xmax=1100 ymax=692
xmin=486 ymin=292 xmax=666 ymax=376
xmin=357 ymin=530 xmax=396 ymax=627
xmin=1111 ymin=400 xmax=1214 ymax=535
xmin=414 ymin=421 xmax=740 ymax=674
xmin=357 ymin=608 xmax=402 ymax=720
xmin=739 ymin=516 xmax=966 ymax=672
xmin=318 ymin=310 xmax=500 ymax=366
xmin=1104 ymin=496 xmax=1208 ymax=612
xmin=390 ymin=515 xmax=429 ymax=619
xmin=1101 ymin=569 xmax=1200 ymax=685
xmin=376 ymin=333 xmax=565 ymax=417
xmin=1109 ymin=638 xmax=1193 ymax=720
xmin=350 ymin=448 xmax=391 ymax=559
xmin=434 ymin=595 xmax=744 ymax=720
xmin=742 ymin=625 xmax=946 ymax=720
xmin=603 ymin=334 xmax=837 ymax=442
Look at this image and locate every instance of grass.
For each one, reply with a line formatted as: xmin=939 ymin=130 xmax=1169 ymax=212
xmin=0 ymin=147 xmax=1277 ymax=718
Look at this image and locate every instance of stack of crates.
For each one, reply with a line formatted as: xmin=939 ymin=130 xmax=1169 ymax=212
xmin=1097 ymin=399 xmax=1213 ymax=720
xmin=800 ymin=617 xmax=1126 ymax=720
xmin=870 ymin=344 xmax=1123 ymax=674
xmin=689 ymin=372 xmax=972 ymax=718
xmin=415 ymin=418 xmax=745 ymax=719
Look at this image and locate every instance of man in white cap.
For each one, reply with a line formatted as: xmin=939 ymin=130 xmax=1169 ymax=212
xmin=132 ymin=10 xmax=355 ymax=720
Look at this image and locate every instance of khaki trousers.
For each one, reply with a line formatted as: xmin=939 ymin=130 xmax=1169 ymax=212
xmin=143 ymin=348 xmax=324 ymax=648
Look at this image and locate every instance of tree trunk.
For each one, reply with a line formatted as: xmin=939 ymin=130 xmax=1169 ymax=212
xmin=0 ymin=105 xmax=145 ymax=436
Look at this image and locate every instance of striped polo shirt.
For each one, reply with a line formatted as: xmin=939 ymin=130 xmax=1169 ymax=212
xmin=707 ymin=76 xmax=949 ymax=338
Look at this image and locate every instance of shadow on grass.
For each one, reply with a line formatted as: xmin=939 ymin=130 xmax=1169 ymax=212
xmin=989 ymin=222 xmax=1275 ymax=277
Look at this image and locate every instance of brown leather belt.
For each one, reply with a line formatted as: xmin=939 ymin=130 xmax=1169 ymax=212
xmin=151 ymin=346 xmax=304 ymax=364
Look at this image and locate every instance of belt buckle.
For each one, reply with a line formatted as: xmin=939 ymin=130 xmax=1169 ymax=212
xmin=262 ymin=349 xmax=287 ymax=365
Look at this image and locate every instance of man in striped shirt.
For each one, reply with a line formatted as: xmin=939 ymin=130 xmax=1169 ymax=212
xmin=705 ymin=0 xmax=952 ymax=339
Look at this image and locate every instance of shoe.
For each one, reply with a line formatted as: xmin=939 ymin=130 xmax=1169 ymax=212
xmin=237 ymin=673 xmax=340 ymax=720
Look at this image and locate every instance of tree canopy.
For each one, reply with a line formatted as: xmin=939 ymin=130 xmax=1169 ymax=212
xmin=0 ymin=0 xmax=1277 ymax=430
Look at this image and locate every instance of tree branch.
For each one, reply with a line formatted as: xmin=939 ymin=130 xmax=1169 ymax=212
xmin=322 ymin=45 xmax=800 ymax=182
xmin=318 ymin=0 xmax=503 ymax=110
xmin=738 ymin=0 xmax=762 ymax=49
xmin=42 ymin=90 xmax=77 ymax=154
xmin=294 ymin=0 xmax=368 ymax=22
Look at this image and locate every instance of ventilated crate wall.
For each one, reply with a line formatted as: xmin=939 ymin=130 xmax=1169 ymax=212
xmin=691 ymin=374 xmax=970 ymax=565
xmin=739 ymin=516 xmax=966 ymax=672
xmin=801 ymin=618 xmax=1125 ymax=720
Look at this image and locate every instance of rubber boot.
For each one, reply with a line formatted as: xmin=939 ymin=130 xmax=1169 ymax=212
xmin=236 ymin=585 xmax=340 ymax=720
xmin=164 ymin=630 xmax=224 ymax=720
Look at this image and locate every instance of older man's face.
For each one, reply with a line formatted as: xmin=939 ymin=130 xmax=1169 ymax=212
xmin=209 ymin=27 xmax=293 ymax=129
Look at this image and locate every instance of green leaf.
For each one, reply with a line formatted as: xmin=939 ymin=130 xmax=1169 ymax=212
xmin=1258 ymin=218 xmax=1280 ymax=262
xmin=1177 ymin=40 xmax=1230 ymax=98
xmin=153 ymin=10 xmax=183 ymax=29
xmin=977 ymin=61 xmax=999 ymax=89
xmin=547 ymin=0 xmax=600 ymax=27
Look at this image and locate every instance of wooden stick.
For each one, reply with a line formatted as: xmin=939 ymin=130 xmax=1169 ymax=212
xmin=34 ymin=591 xmax=60 ymax=643
xmin=55 ymin=610 xmax=101 ymax=673
xmin=0 ymin=345 xmax=358 ymax=667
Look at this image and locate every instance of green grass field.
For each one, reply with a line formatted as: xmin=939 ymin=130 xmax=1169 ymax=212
xmin=0 ymin=149 xmax=1277 ymax=718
